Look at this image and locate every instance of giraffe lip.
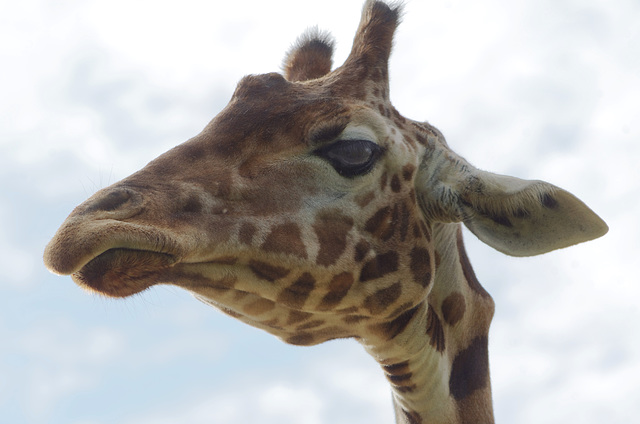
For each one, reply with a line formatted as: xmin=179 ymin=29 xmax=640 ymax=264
xmin=44 ymin=217 xmax=185 ymax=276
xmin=71 ymin=248 xmax=177 ymax=298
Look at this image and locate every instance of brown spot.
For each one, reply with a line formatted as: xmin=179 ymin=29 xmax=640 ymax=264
xmin=313 ymin=210 xmax=354 ymax=267
xmin=343 ymin=315 xmax=369 ymax=324
xmin=262 ymin=222 xmax=307 ymax=259
xmin=541 ymin=192 xmax=559 ymax=209
xmin=456 ymin=228 xmax=491 ymax=298
xmin=414 ymin=132 xmax=427 ymax=146
xmin=354 ymin=239 xmax=370 ymax=262
xmin=363 ymin=282 xmax=402 ymax=315
xmin=426 ymin=305 xmax=445 ymax=352
xmin=355 ymin=190 xmax=376 ymax=208
xmin=378 ymin=103 xmax=386 ymax=116
xmin=396 ymin=121 xmax=410 ymax=135
xmin=489 ymin=214 xmax=513 ymax=228
xmin=383 ymin=361 xmax=410 ymax=376
xmin=385 ymin=301 xmax=414 ymax=320
xmin=233 ymin=291 xmax=249 ymax=302
xmin=297 ymin=319 xmax=325 ymax=330
xmin=336 ymin=306 xmax=359 ymax=314
xmin=409 ymin=247 xmax=432 ymax=288
xmin=317 ymin=272 xmax=354 ymax=310
xmin=392 ymin=107 xmax=406 ymax=124
xmin=390 ymin=174 xmax=402 ymax=193
xmin=249 ymin=260 xmax=290 ymax=282
xmin=402 ymin=163 xmax=416 ymax=181
xmin=449 ymin=336 xmax=490 ymax=401
xmin=373 ymin=303 xmax=421 ymax=340
xmin=286 ymin=310 xmax=313 ymax=325
xmin=441 ymin=292 xmax=466 ymax=326
xmin=402 ymin=133 xmax=417 ymax=149
xmin=359 ymin=251 xmax=399 ymax=282
xmin=412 ymin=222 xmax=422 ymax=239
xmin=383 ymin=361 xmax=415 ymax=392
xmin=287 ymin=333 xmax=314 ymax=346
xmin=386 ymin=371 xmax=414 ymax=388
xmin=403 ymin=409 xmax=423 ymax=424
xmin=181 ymin=195 xmax=203 ymax=214
xmin=277 ymin=272 xmax=316 ymax=309
xmin=239 ymin=222 xmax=257 ymax=245
xmin=514 ymin=207 xmax=529 ymax=218
xmin=243 ymin=298 xmax=275 ymax=316
xmin=399 ymin=202 xmax=410 ymax=242
xmin=261 ymin=319 xmax=282 ymax=330
xmin=364 ymin=206 xmax=396 ymax=241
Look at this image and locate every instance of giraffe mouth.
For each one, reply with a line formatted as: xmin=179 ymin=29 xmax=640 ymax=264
xmin=71 ymin=248 xmax=178 ymax=298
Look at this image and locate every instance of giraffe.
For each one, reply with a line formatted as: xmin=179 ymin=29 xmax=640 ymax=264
xmin=44 ymin=1 xmax=608 ymax=423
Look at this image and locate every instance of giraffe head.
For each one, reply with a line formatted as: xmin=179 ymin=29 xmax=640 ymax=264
xmin=44 ymin=0 xmax=607 ymax=349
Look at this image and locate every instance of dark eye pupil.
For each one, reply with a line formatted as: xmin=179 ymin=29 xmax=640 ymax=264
xmin=314 ymin=139 xmax=382 ymax=178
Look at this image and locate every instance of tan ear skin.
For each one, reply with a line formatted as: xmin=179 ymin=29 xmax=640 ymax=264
xmin=416 ymin=156 xmax=608 ymax=257
xmin=459 ymin=172 xmax=609 ymax=256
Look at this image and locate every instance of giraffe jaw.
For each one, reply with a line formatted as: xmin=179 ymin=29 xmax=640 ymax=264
xmin=70 ymin=248 xmax=178 ymax=298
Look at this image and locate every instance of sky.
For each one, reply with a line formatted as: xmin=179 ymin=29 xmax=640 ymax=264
xmin=1 ymin=0 xmax=639 ymax=423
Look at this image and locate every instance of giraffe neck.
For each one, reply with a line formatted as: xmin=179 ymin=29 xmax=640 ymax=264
xmin=359 ymin=223 xmax=495 ymax=424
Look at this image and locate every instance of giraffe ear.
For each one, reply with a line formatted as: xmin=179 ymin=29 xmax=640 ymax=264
xmin=417 ymin=165 xmax=608 ymax=257
xmin=458 ymin=172 xmax=608 ymax=256
xmin=283 ymin=28 xmax=335 ymax=82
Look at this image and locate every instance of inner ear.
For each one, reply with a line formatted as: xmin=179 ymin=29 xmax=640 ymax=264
xmin=283 ymin=27 xmax=335 ymax=82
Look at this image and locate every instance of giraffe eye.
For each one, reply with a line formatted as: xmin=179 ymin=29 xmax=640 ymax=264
xmin=314 ymin=139 xmax=383 ymax=178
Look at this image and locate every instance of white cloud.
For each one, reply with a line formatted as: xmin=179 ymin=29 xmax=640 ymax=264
xmin=7 ymin=319 xmax=125 ymax=421
xmin=2 ymin=0 xmax=639 ymax=423
xmin=120 ymin=342 xmax=393 ymax=424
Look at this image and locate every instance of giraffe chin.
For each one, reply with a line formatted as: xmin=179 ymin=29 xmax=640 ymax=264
xmin=71 ymin=248 xmax=176 ymax=298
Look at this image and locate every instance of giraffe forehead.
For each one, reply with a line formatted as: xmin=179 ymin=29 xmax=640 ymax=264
xmin=208 ymin=72 xmax=421 ymax=157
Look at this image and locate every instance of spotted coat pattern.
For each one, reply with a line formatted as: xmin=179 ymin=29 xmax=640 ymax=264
xmin=44 ymin=1 xmax=608 ymax=423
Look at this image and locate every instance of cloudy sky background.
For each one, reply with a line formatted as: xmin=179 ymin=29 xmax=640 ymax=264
xmin=1 ymin=0 xmax=639 ymax=423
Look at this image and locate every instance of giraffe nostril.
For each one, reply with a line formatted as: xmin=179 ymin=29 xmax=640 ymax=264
xmin=86 ymin=190 xmax=132 ymax=213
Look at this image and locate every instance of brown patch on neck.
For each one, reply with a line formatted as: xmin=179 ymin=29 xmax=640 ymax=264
xmin=365 ymin=205 xmax=398 ymax=241
xmin=317 ymin=272 xmax=354 ymax=311
xmin=402 ymin=409 xmax=423 ymax=424
xmin=441 ymin=292 xmax=466 ymax=326
xmin=248 ymin=260 xmax=290 ymax=282
xmin=363 ymin=282 xmax=402 ymax=315
xmin=359 ymin=251 xmax=399 ymax=282
xmin=371 ymin=303 xmax=423 ymax=340
xmin=449 ymin=336 xmax=490 ymax=401
xmin=277 ymin=272 xmax=316 ymax=309
xmin=425 ymin=305 xmax=445 ymax=352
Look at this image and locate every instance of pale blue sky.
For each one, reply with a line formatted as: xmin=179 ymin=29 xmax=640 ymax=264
xmin=1 ymin=0 xmax=639 ymax=423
